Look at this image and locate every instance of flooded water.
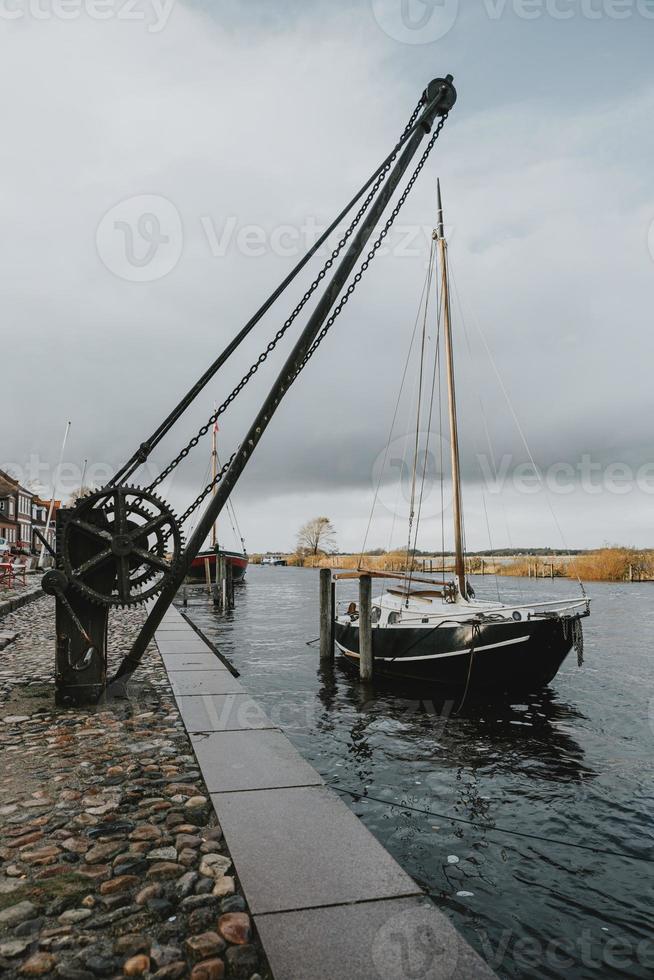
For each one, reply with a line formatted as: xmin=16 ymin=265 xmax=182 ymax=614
xmin=177 ymin=568 xmax=654 ymax=978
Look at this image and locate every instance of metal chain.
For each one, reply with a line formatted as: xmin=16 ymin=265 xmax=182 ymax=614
xmin=297 ymin=116 xmax=448 ymax=374
xmin=147 ymin=101 xmax=424 ymax=494
xmin=177 ymin=454 xmax=235 ymax=527
xmin=175 ymin=113 xmax=448 ymax=526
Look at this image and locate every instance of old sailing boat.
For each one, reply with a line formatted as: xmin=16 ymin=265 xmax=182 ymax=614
xmin=188 ymin=420 xmax=248 ymax=583
xmin=334 ymin=182 xmax=590 ymax=693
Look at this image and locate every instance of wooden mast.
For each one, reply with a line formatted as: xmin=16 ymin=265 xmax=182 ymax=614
xmin=210 ymin=416 xmax=218 ymax=549
xmin=436 ymin=180 xmax=466 ymax=597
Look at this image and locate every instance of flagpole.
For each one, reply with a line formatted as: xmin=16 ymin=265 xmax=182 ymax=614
xmin=39 ymin=420 xmax=71 ymax=569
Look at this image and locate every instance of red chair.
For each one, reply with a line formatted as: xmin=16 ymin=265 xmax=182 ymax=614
xmin=0 ymin=562 xmax=14 ymax=589
xmin=11 ymin=559 xmax=28 ymax=587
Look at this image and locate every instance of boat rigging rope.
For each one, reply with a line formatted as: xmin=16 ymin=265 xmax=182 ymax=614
xmin=448 ymin=262 xmax=503 ymax=602
xmin=453 ymin=273 xmax=587 ymax=598
xmin=453 ymin=621 xmax=481 ymax=714
xmin=449 ymin=267 xmax=523 ymax=603
xmin=356 ymin=275 xmax=426 ymax=567
xmin=332 ymin=784 xmax=654 ymax=865
xmin=403 ymin=241 xmax=433 ymax=589
xmin=406 ymin=236 xmax=441 ymax=598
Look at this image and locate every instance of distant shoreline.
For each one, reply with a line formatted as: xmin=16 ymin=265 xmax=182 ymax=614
xmin=249 ymin=547 xmax=654 ymax=582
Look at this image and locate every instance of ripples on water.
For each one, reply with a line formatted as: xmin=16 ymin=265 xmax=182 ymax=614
xmin=178 ymin=568 xmax=654 ymax=978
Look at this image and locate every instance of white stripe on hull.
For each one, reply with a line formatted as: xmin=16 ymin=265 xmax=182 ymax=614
xmin=335 ymin=634 xmax=530 ymax=662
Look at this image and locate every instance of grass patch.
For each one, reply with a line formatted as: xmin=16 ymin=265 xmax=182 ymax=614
xmin=0 ymin=873 xmax=90 ymax=917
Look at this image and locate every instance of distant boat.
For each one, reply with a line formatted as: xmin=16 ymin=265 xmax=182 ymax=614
xmin=189 ymin=547 xmax=248 ymax=583
xmin=262 ymin=555 xmax=287 ymax=566
xmin=334 ymin=182 xmax=590 ymax=694
xmin=187 ymin=419 xmax=248 ymax=583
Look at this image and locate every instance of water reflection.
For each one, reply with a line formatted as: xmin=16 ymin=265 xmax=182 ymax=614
xmin=315 ymin=664 xmax=594 ymax=787
xmin=178 ymin=569 xmax=654 ymax=979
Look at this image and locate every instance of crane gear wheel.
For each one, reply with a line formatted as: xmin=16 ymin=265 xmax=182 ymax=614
xmin=59 ymin=487 xmax=183 ymax=607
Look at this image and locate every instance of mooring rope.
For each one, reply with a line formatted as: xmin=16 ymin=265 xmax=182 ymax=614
xmin=453 ymin=621 xmax=481 ymax=714
xmin=332 ymin=784 xmax=654 ymax=865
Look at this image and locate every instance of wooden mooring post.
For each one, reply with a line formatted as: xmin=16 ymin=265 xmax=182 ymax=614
xmin=319 ymin=567 xmax=333 ymax=663
xmin=359 ymin=574 xmax=373 ymax=682
xmin=212 ymin=555 xmax=225 ymax=609
xmin=225 ymin=560 xmax=234 ymax=610
xmin=330 ymin=578 xmax=336 ymax=654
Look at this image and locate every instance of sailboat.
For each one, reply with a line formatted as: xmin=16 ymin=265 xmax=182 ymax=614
xmin=333 ymin=182 xmax=590 ymax=693
xmin=188 ymin=421 xmax=248 ymax=583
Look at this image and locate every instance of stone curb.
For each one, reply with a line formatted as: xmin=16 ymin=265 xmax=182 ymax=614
xmin=0 ymin=583 xmax=43 ymax=621
xmin=156 ymin=605 xmax=496 ymax=980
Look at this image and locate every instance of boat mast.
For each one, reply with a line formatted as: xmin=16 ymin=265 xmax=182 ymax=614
xmin=210 ymin=417 xmax=218 ymax=549
xmin=435 ymin=180 xmax=466 ymax=597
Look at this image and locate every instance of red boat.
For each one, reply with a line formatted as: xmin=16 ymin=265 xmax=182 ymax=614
xmin=189 ymin=547 xmax=248 ymax=583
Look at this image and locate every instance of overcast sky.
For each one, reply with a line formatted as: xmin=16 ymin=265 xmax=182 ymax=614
xmin=3 ymin=0 xmax=654 ymax=552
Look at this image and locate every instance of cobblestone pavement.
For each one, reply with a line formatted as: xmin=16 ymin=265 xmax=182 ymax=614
xmin=0 ymin=597 xmax=270 ymax=980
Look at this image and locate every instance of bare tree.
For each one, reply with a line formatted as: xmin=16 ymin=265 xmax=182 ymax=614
xmin=296 ymin=516 xmax=337 ymax=557
xmin=67 ymin=486 xmax=96 ymax=504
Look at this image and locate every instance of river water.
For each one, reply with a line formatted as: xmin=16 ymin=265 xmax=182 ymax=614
xmin=177 ymin=567 xmax=654 ymax=979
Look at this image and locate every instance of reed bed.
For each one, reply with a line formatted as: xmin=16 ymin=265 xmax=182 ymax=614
xmin=252 ymin=547 xmax=654 ymax=581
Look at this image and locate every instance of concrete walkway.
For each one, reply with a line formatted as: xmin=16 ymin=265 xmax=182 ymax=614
xmin=155 ymin=604 xmax=495 ymax=980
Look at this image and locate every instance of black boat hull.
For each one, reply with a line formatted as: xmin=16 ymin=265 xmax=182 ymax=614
xmin=334 ymin=615 xmax=579 ymax=693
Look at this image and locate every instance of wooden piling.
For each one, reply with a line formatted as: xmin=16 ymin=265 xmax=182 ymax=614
xmin=203 ymin=556 xmax=212 ymax=595
xmin=213 ymin=555 xmax=225 ymax=609
xmin=221 ymin=557 xmax=228 ymax=610
xmin=330 ymin=579 xmax=336 ymax=655
xmin=359 ymin=574 xmax=373 ymax=682
xmin=226 ymin=560 xmax=234 ymax=610
xmin=319 ymin=568 xmax=333 ymax=663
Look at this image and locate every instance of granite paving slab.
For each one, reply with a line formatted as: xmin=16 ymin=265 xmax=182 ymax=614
xmin=155 ymin=638 xmax=212 ymax=653
xmin=176 ymin=693 xmax=275 ymax=732
xmin=153 ymin=629 xmax=202 ymax=642
xmin=192 ymin=730 xmax=323 ymax=793
xmin=255 ymin=896 xmax=496 ymax=980
xmin=211 ymin=785 xmax=421 ymax=914
xmin=167 ymin=669 xmax=244 ymax=696
xmin=160 ymin=651 xmax=226 ymax=671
